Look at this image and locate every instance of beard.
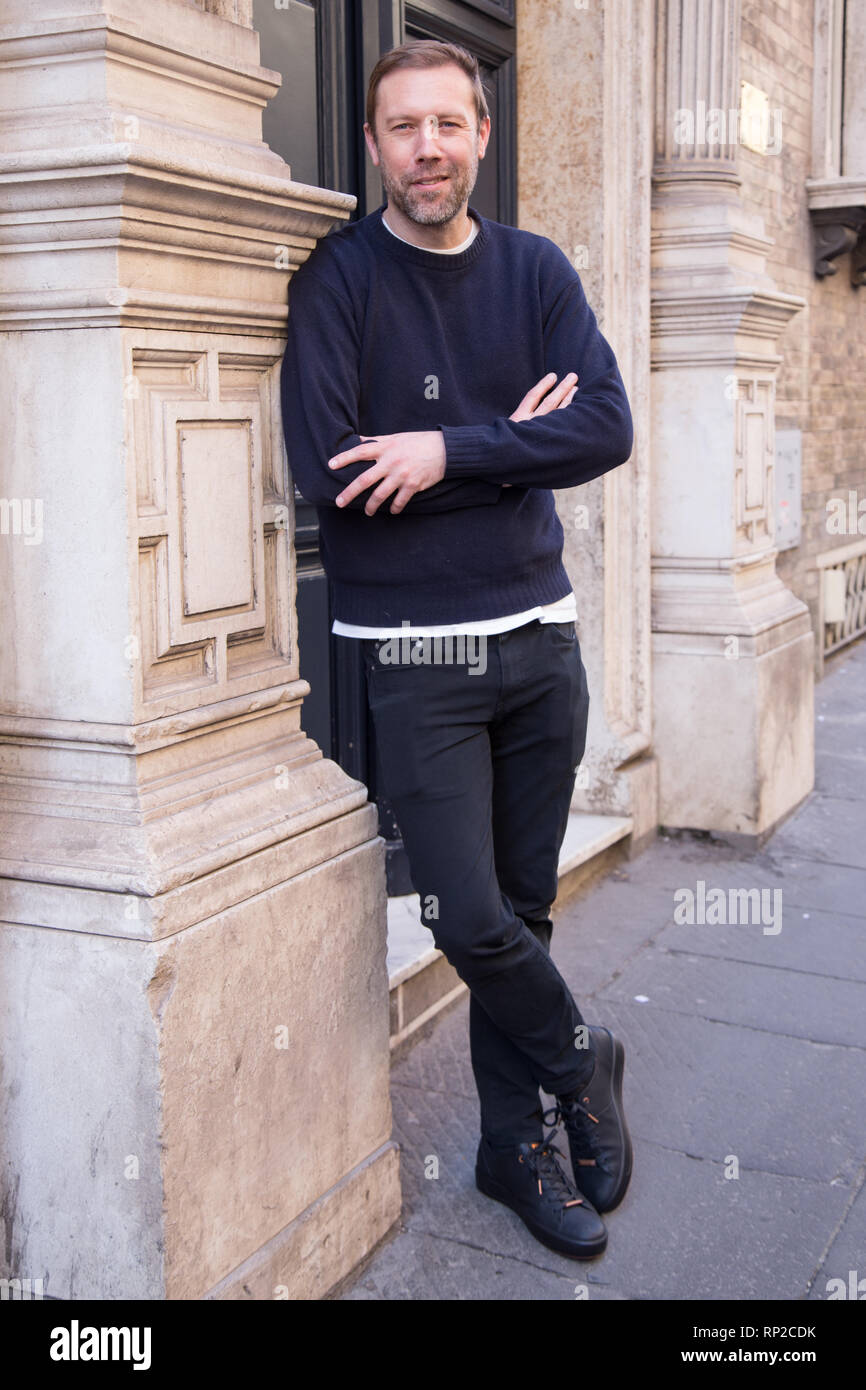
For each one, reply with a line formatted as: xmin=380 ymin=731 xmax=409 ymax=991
xmin=378 ymin=145 xmax=480 ymax=227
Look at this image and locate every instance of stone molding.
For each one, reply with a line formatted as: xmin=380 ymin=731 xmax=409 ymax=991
xmin=654 ymin=0 xmax=743 ymax=182
xmin=1 ymin=145 xmax=353 ymax=331
xmin=0 ymin=0 xmax=354 ymax=330
xmin=600 ymin=0 xmax=655 ymax=768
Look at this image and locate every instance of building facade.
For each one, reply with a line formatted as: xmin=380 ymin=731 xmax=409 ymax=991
xmin=0 ymin=0 xmax=862 ymax=1299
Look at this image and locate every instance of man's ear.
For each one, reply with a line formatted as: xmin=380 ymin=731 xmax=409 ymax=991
xmin=363 ymin=123 xmax=381 ymax=166
xmin=477 ymin=115 xmax=492 ymax=160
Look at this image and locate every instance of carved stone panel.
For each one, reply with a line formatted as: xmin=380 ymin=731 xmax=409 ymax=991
xmin=179 ymin=421 xmax=255 ymax=615
xmin=130 ymin=342 xmax=293 ymax=712
xmin=734 ymin=377 xmax=775 ymax=552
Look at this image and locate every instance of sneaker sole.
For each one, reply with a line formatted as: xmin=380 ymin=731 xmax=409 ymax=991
xmin=475 ymin=1166 xmax=608 ymax=1259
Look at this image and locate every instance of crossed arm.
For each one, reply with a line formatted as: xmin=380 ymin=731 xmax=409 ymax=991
xmin=328 ymin=372 xmax=579 ymax=515
xmin=281 ymin=261 xmax=632 ymax=517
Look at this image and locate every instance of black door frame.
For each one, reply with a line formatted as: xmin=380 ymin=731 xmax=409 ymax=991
xmin=284 ymin=0 xmax=517 ymax=892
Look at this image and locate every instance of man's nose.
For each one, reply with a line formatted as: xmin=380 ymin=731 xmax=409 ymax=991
xmin=415 ymin=116 xmax=441 ymax=155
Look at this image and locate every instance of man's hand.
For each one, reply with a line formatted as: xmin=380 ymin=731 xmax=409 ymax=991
xmin=328 ymin=430 xmax=446 ymax=515
xmin=328 ymin=375 xmax=577 ymax=514
xmin=510 ymin=372 xmax=578 ymax=422
xmin=500 ymin=372 xmax=578 ymax=486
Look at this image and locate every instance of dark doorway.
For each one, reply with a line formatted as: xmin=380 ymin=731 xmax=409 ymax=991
xmin=257 ymin=0 xmax=516 ymax=892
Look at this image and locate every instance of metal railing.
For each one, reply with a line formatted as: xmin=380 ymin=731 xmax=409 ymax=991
xmin=817 ymin=538 xmax=866 ymax=676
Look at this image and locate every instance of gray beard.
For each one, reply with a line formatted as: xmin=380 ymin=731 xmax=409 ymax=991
xmin=379 ymin=154 xmax=479 ymax=228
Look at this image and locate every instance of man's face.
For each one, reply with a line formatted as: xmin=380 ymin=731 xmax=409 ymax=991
xmin=364 ymin=64 xmax=491 ymax=227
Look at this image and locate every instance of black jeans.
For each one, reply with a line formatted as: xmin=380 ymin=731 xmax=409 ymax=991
xmin=361 ymin=616 xmax=596 ymax=1147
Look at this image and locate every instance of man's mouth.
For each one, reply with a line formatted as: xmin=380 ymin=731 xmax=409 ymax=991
xmin=412 ymin=175 xmax=448 ymax=188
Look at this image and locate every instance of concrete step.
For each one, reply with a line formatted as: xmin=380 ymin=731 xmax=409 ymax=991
xmin=387 ymin=810 xmax=633 ymax=1050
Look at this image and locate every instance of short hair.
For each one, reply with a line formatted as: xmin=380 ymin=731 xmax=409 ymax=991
xmin=366 ymin=39 xmax=490 ymax=138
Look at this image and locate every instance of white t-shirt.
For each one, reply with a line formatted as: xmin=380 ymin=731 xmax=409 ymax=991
xmin=330 ymin=211 xmax=578 ymax=638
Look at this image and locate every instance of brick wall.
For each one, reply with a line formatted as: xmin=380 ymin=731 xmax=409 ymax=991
xmin=739 ymin=0 xmax=866 ymax=668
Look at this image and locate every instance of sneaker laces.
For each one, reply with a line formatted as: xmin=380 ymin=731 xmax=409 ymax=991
xmin=519 ymin=1130 xmax=586 ymax=1207
xmin=543 ymin=1098 xmax=601 ymax=1169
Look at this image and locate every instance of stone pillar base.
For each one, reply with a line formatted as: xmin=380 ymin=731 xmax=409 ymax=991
xmin=1 ymin=813 xmax=400 ymax=1300
xmin=652 ymin=567 xmax=815 ymax=838
xmin=618 ymin=755 xmax=661 ymax=855
xmin=203 ymin=1141 xmax=400 ymax=1301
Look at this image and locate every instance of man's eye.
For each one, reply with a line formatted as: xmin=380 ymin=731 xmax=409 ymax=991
xmin=391 ymin=121 xmax=461 ymax=131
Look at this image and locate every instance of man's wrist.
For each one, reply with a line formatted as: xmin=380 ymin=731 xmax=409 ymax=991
xmin=439 ymin=423 xmax=493 ymax=480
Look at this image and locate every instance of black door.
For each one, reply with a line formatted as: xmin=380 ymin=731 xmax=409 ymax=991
xmin=256 ymin=0 xmax=516 ymax=892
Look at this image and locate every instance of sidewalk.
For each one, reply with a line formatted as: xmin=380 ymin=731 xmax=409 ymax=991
xmin=338 ymin=637 xmax=866 ymax=1301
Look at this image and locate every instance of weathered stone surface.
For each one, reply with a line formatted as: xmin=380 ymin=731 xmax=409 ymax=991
xmin=0 ymin=0 xmax=398 ymax=1302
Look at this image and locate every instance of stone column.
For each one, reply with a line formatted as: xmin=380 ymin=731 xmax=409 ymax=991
xmin=651 ymin=0 xmax=814 ymax=839
xmin=517 ymin=0 xmax=658 ymax=851
xmin=0 ymin=0 xmax=399 ymax=1299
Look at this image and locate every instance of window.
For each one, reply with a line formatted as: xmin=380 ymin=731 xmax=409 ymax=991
xmin=254 ymin=0 xmax=321 ymax=187
xmin=807 ymin=0 xmax=866 ymax=283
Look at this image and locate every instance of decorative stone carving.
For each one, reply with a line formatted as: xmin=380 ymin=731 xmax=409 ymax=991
xmin=650 ymin=0 xmax=814 ymax=839
xmin=734 ymin=377 xmax=775 ymax=551
xmin=131 ymin=346 xmax=292 ymax=706
xmin=654 ymin=0 xmax=743 ymax=187
xmin=807 ymin=198 xmax=866 ymax=284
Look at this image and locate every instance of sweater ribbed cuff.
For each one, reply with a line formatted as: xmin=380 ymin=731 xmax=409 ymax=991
xmin=440 ymin=424 xmax=495 ymax=479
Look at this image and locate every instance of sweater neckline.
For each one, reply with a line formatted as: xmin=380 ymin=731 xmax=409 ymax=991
xmin=370 ymin=202 xmax=488 ymax=270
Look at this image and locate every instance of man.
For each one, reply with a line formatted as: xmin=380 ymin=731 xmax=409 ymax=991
xmin=280 ymin=39 xmax=634 ymax=1261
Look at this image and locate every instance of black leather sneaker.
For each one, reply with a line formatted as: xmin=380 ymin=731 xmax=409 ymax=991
xmin=545 ymin=1024 xmax=632 ymax=1213
xmin=475 ymin=1133 xmax=607 ymax=1259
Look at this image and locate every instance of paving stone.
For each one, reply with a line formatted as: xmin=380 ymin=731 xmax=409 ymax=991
xmin=583 ymin=1144 xmax=850 ymax=1301
xmin=391 ymin=993 xmax=477 ymax=1104
xmin=814 ymin=750 xmax=866 ymax=801
xmin=599 ymin=948 xmax=866 ymax=1047
xmin=747 ymin=854 xmax=866 ymax=919
xmin=339 ymin=1227 xmax=629 ymax=1300
xmin=551 ymin=863 xmax=693 ymax=998
xmin=805 ymin=1181 xmax=866 ymax=1302
xmin=657 ymin=905 xmax=866 ymax=982
xmin=769 ymin=795 xmax=866 ymax=870
xmin=804 ymin=717 xmax=866 ymax=761
xmin=585 ymin=1000 xmax=866 ymax=1186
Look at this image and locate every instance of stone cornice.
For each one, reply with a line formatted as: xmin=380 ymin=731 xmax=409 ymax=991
xmin=651 ymin=286 xmax=806 ymax=364
xmin=0 ymin=757 xmax=376 ymax=921
xmin=0 ymin=144 xmax=355 ymax=330
xmin=805 ymin=175 xmax=866 ymax=207
xmin=651 ymin=567 xmax=812 ymax=642
xmin=0 ymin=18 xmax=277 ymax=100
xmin=0 ymin=679 xmax=311 ymax=751
xmin=0 ymin=691 xmax=377 ymax=912
xmin=651 ymin=223 xmax=772 ymax=261
xmin=0 ymin=143 xmax=353 ymax=225
xmin=0 ymin=291 xmax=289 ymax=333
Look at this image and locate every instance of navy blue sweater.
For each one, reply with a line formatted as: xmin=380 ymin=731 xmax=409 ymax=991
xmin=279 ymin=203 xmax=633 ymax=626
